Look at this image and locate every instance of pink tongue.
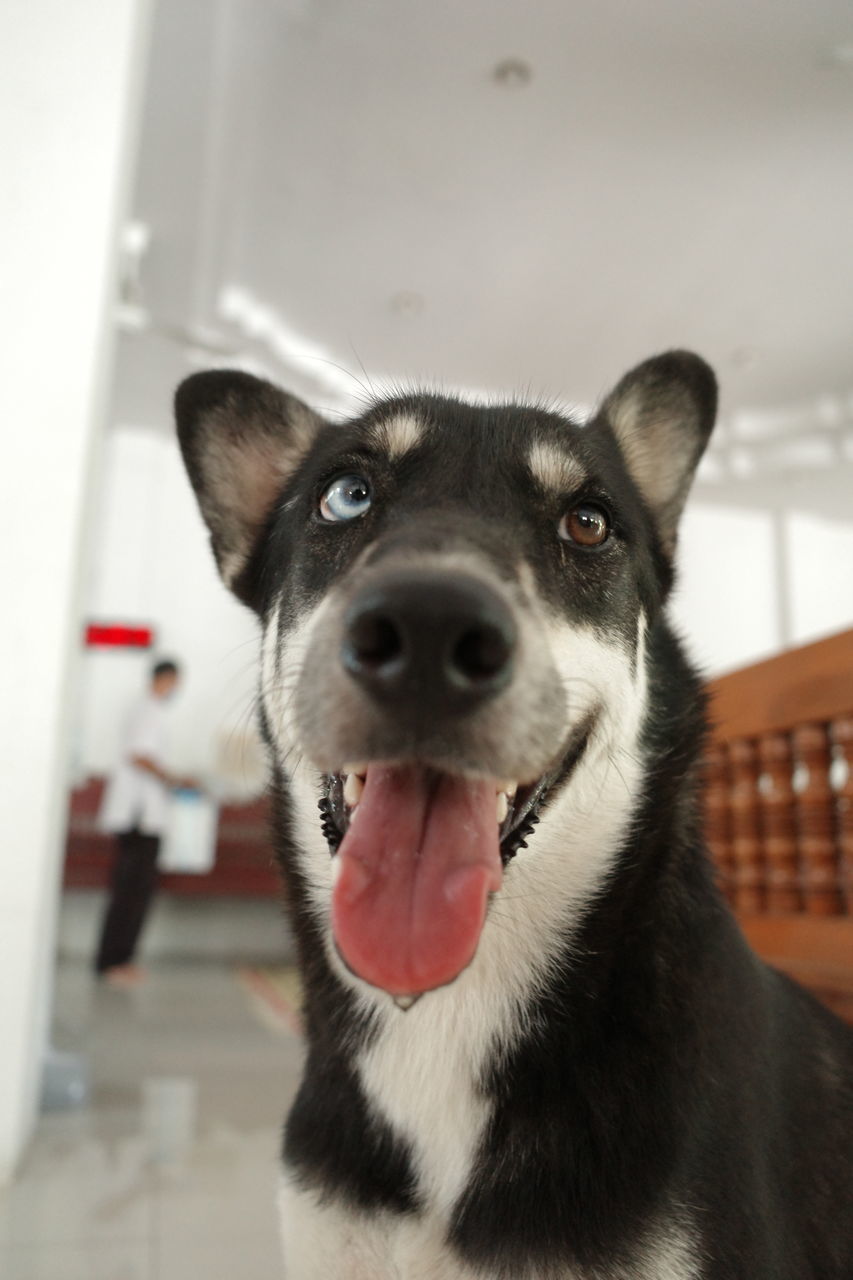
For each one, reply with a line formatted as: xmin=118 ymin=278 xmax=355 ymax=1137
xmin=331 ymin=765 xmax=503 ymax=996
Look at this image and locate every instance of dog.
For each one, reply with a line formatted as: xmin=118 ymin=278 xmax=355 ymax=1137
xmin=176 ymin=351 xmax=853 ymax=1279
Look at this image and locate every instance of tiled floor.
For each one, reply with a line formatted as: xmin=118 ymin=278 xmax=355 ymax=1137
xmin=0 ymin=963 xmax=305 ymax=1279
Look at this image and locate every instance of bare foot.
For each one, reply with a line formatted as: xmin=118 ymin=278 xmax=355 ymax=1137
xmin=102 ymin=964 xmax=145 ymax=987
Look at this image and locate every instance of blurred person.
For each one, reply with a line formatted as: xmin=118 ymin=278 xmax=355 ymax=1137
xmin=94 ymin=658 xmax=194 ymax=986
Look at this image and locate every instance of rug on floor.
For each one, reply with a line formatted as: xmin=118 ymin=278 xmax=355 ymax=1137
xmin=238 ymin=965 xmax=304 ymax=1035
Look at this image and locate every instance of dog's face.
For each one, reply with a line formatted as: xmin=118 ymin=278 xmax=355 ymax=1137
xmin=177 ymin=352 xmax=716 ymax=1001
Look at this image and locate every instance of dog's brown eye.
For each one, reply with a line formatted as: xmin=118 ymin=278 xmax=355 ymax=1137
xmin=558 ymin=504 xmax=610 ymax=547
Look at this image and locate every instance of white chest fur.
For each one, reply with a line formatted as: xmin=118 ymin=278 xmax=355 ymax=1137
xmin=356 ymin=967 xmax=497 ymax=1216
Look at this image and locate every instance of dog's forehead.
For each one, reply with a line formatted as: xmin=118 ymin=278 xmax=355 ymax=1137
xmin=359 ymin=397 xmax=592 ymax=494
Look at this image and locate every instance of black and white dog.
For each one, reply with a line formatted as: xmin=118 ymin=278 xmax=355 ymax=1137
xmin=176 ymin=352 xmax=853 ymax=1279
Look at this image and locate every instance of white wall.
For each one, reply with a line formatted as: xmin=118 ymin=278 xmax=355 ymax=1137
xmin=0 ymin=0 xmax=152 ymax=1180
xmin=76 ymin=426 xmax=262 ymax=790
xmin=673 ymin=495 xmax=853 ymax=677
xmin=786 ymin=512 xmax=853 ymax=649
xmin=672 ymin=504 xmax=781 ymax=675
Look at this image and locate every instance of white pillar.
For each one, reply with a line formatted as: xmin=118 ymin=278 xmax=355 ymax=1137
xmin=0 ymin=0 xmax=152 ymax=1179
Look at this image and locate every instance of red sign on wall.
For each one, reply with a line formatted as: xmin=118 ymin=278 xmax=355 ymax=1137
xmin=85 ymin=623 xmax=154 ymax=649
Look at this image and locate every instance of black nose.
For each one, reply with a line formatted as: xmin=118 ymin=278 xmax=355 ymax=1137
xmin=342 ymin=571 xmax=516 ymax=712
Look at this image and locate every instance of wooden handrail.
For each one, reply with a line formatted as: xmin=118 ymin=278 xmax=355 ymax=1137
xmin=706 ymin=628 xmax=853 ymax=743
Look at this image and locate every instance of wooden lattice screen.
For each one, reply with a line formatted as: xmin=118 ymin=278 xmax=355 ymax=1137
xmin=703 ymin=628 xmax=853 ymax=1021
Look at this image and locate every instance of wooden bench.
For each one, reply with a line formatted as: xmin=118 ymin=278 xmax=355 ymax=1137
xmin=703 ymin=628 xmax=853 ymax=1020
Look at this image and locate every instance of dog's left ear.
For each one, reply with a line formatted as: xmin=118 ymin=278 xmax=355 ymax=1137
xmin=175 ymin=369 xmax=324 ymax=607
xmin=597 ymin=350 xmax=717 ymax=553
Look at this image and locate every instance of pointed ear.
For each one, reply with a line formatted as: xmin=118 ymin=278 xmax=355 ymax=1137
xmin=175 ymin=370 xmax=324 ymax=605
xmin=598 ymin=350 xmax=717 ymax=553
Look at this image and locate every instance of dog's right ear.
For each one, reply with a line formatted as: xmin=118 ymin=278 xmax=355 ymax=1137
xmin=175 ymin=370 xmax=324 ymax=607
xmin=597 ymin=350 xmax=717 ymax=556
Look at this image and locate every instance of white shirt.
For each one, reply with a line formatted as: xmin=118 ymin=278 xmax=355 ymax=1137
xmin=99 ymin=695 xmax=172 ymax=836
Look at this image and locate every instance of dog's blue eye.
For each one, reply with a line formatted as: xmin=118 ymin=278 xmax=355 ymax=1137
xmin=319 ymin=474 xmax=372 ymax=522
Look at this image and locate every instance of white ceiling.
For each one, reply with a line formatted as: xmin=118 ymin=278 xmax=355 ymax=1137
xmin=113 ymin=0 xmax=853 ymax=477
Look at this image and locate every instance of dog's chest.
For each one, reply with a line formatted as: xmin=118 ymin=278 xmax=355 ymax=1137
xmin=279 ymin=1175 xmax=487 ymax=1280
xmin=356 ymin=993 xmax=496 ymax=1215
xmin=283 ymin=978 xmax=701 ymax=1280
xmin=279 ymin=1172 xmax=699 ymax=1280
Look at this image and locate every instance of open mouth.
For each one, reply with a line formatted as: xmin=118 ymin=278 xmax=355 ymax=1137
xmin=320 ymin=768 xmax=548 ymax=862
xmin=316 ymin=718 xmax=595 ymax=1001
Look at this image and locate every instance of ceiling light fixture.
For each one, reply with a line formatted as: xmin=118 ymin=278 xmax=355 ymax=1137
xmin=390 ymin=290 xmax=425 ymax=317
xmin=492 ymin=57 xmax=533 ymax=88
xmin=730 ymin=346 xmax=758 ymax=369
xmin=822 ymin=43 xmax=853 ymax=69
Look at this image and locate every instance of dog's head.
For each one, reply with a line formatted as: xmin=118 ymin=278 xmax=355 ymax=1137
xmin=177 ymin=352 xmax=716 ymax=1001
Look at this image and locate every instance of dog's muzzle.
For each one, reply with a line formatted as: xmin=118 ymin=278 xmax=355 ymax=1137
xmin=308 ymin=567 xmax=595 ymax=1000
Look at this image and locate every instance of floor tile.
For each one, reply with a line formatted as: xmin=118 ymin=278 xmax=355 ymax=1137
xmin=152 ymin=1131 xmax=281 ymax=1240
xmin=3 ymin=1165 xmax=153 ymax=1246
xmin=155 ymin=1231 xmax=281 ymax=1280
xmin=8 ymin=962 xmax=302 ymax=1266
xmin=0 ymin=1241 xmax=151 ymax=1280
xmin=0 ymin=1186 xmax=12 ymax=1246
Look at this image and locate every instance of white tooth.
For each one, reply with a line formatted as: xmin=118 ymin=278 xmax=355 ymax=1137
xmin=393 ymin=994 xmax=421 ymax=1011
xmin=331 ymin=853 xmax=343 ymax=884
xmin=496 ymin=792 xmax=508 ymax=824
xmin=344 ymin=773 xmax=364 ymax=807
xmin=343 ymin=762 xmax=367 ymax=778
xmin=499 ymin=780 xmax=518 ymax=798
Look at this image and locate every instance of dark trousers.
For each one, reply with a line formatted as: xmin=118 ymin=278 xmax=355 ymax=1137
xmin=95 ymin=828 xmax=160 ymax=973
